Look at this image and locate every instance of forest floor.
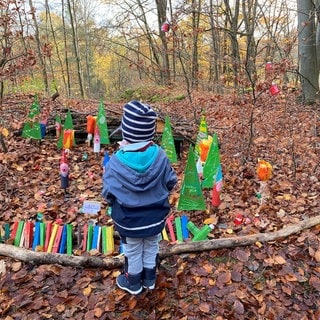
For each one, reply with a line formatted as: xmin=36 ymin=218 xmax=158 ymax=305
xmin=0 ymin=90 xmax=319 ymax=320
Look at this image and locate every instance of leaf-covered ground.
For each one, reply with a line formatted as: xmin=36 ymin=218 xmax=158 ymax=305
xmin=0 ymin=92 xmax=319 ymax=320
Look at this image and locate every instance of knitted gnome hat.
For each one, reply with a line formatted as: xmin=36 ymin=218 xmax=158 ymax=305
xmin=121 ymin=100 xmax=157 ymax=143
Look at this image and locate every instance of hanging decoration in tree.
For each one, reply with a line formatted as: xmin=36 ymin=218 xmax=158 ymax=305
xmin=265 ymin=61 xmax=273 ymax=71
xmin=194 ymin=114 xmax=208 ymax=158
xmin=161 ymin=21 xmax=170 ymax=32
xmin=96 ymin=100 xmax=110 ymax=145
xmin=269 ymin=83 xmax=280 ymax=95
xmin=177 ymin=145 xmax=206 ymax=211
xmin=57 ymin=110 xmax=76 ymax=149
xmin=22 ymin=95 xmax=42 ymax=140
xmin=161 ymin=116 xmax=178 ymax=163
xmin=202 ymin=133 xmax=221 ymax=189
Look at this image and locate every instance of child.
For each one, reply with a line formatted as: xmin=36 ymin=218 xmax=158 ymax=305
xmin=102 ymin=100 xmax=177 ymax=295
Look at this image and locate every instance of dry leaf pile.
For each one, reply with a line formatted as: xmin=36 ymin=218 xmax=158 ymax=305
xmin=0 ymin=92 xmax=319 ymax=319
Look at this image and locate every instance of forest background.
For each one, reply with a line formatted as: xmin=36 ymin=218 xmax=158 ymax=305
xmin=0 ymin=0 xmax=319 ymax=103
xmin=0 ymin=0 xmax=320 ymax=319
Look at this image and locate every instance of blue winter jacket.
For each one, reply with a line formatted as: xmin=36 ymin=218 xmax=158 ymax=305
xmin=102 ymin=142 xmax=177 ymax=238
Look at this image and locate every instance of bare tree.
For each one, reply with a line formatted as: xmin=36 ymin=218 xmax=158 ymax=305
xmin=44 ymin=0 xmax=67 ymax=95
xmin=156 ymin=0 xmax=171 ymax=84
xmin=223 ymin=0 xmax=241 ymax=88
xmin=0 ymin=0 xmax=36 ymax=103
xmin=29 ymin=0 xmax=49 ymax=93
xmin=242 ymin=0 xmax=258 ymax=80
xmin=66 ymin=0 xmax=84 ymax=98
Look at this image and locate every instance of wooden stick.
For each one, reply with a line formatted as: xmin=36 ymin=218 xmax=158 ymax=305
xmin=0 ymin=215 xmax=318 ymax=269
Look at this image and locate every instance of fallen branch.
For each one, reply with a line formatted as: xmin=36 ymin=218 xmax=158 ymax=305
xmin=0 ymin=246 xmax=125 ymax=269
xmin=0 ymin=215 xmax=319 ymax=269
xmin=160 ymin=215 xmax=320 ymax=258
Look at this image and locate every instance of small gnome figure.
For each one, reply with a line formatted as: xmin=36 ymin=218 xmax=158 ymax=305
xmin=60 ymin=150 xmax=69 ymax=194
xmin=93 ymin=125 xmax=101 ymax=154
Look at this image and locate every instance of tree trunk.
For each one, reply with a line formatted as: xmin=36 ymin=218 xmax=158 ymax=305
xmin=315 ymin=0 xmax=320 ymax=71
xmin=297 ymin=0 xmax=320 ymax=103
xmin=224 ymin=0 xmax=241 ymax=88
xmin=209 ymin=0 xmax=222 ymax=93
xmin=191 ymin=0 xmax=201 ymax=89
xmin=156 ymin=0 xmax=171 ymax=84
xmin=28 ymin=0 xmax=49 ymax=94
xmin=45 ymin=0 xmax=67 ymax=94
xmin=169 ymin=0 xmax=177 ymax=83
xmin=62 ymin=0 xmax=71 ymax=97
xmin=242 ymin=0 xmax=258 ymax=80
xmin=66 ymin=0 xmax=84 ymax=98
xmin=0 ymin=215 xmax=319 ymax=269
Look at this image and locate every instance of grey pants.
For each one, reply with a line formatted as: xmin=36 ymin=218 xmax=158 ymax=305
xmin=121 ymin=234 xmax=160 ymax=274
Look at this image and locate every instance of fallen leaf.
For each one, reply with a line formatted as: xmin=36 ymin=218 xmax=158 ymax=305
xmin=83 ymin=286 xmax=92 ymax=296
xmin=217 ymin=271 xmax=232 ymax=284
xmin=274 ymin=255 xmax=286 ymax=264
xmin=309 ymin=275 xmax=320 ymax=291
xmin=233 ymin=299 xmax=245 ymax=314
xmin=199 ymin=302 xmax=211 ymax=313
xmin=94 ymin=307 xmax=103 ymax=317
xmin=56 ymin=304 xmax=66 ymax=313
xmin=314 ymin=250 xmax=320 ymax=262
xmin=11 ymin=262 xmax=22 ymax=272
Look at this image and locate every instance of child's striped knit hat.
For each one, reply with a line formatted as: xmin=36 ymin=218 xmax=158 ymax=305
xmin=121 ymin=100 xmax=157 ymax=143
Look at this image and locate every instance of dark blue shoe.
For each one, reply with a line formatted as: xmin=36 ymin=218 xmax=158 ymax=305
xmin=142 ymin=267 xmax=156 ymax=290
xmin=116 ymin=273 xmax=142 ymax=295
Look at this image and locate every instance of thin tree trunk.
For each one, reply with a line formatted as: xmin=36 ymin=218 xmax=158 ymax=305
xmin=297 ymin=0 xmax=320 ymax=103
xmin=224 ymin=0 xmax=241 ymax=88
xmin=66 ymin=0 xmax=84 ymax=98
xmin=28 ymin=0 xmax=49 ymax=94
xmin=15 ymin=1 xmax=34 ymax=79
xmin=45 ymin=0 xmax=67 ymax=94
xmin=62 ymin=0 xmax=71 ymax=96
xmin=84 ymin=20 xmax=92 ymax=97
xmin=169 ymin=0 xmax=176 ymax=83
xmin=191 ymin=0 xmax=201 ymax=89
xmin=209 ymin=0 xmax=222 ymax=93
xmin=242 ymin=0 xmax=258 ymax=79
xmin=156 ymin=0 xmax=171 ymax=84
